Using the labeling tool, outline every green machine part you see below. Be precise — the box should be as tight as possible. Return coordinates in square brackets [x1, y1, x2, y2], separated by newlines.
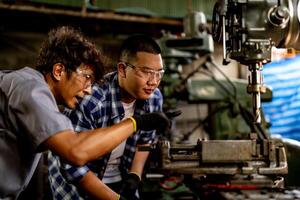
[185, 78, 272, 139]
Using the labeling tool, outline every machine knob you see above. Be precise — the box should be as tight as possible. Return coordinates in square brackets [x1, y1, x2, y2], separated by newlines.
[269, 6, 290, 28]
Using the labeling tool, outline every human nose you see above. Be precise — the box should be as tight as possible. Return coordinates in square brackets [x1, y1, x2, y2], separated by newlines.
[85, 77, 93, 87]
[83, 84, 93, 95]
[147, 73, 160, 85]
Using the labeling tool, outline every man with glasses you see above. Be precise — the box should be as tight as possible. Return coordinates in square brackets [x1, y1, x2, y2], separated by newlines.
[48, 34, 167, 200]
[0, 27, 171, 200]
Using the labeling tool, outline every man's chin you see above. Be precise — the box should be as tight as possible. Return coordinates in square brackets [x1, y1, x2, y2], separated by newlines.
[65, 101, 77, 110]
[139, 94, 151, 100]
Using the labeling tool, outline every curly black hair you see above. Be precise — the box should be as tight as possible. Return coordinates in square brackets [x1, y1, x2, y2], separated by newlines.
[36, 26, 104, 81]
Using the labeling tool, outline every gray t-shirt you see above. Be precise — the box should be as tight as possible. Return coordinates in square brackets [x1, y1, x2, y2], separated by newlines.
[0, 67, 73, 199]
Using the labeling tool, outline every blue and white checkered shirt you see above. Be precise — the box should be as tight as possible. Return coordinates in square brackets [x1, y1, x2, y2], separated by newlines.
[48, 71, 163, 199]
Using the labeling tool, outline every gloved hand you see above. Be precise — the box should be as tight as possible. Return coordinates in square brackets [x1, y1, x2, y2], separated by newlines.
[120, 172, 141, 200]
[165, 110, 182, 120]
[132, 110, 182, 134]
[163, 109, 182, 136]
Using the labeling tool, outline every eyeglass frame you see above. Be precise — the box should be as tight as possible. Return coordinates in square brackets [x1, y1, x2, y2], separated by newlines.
[123, 62, 165, 81]
[75, 68, 95, 88]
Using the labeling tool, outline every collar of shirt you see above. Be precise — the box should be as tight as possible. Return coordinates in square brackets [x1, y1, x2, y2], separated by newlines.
[107, 71, 151, 122]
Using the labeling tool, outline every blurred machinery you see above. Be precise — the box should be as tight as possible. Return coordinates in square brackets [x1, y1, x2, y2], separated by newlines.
[158, 11, 214, 111]
[141, 0, 300, 199]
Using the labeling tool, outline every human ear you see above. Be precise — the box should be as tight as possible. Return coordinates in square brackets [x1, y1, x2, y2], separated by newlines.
[118, 62, 127, 78]
[52, 63, 65, 81]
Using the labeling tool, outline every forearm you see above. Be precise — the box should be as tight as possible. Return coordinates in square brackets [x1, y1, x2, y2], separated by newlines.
[73, 119, 136, 163]
[130, 145, 150, 176]
[44, 118, 135, 166]
[79, 171, 118, 200]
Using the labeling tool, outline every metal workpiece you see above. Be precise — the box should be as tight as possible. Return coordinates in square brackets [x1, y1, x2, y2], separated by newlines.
[150, 136, 288, 177]
[145, 136, 288, 190]
[258, 143, 288, 175]
[219, 188, 300, 200]
[201, 140, 253, 162]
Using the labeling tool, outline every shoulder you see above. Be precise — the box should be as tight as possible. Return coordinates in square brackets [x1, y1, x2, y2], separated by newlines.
[145, 88, 163, 111]
[1, 67, 45, 89]
[78, 79, 114, 112]
[151, 88, 163, 100]
[1, 67, 51, 102]
[103, 71, 118, 82]
[76, 72, 118, 113]
[93, 71, 119, 99]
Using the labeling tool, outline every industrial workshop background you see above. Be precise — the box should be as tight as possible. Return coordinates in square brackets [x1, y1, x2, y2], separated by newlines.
[0, 0, 241, 142]
[1, 0, 300, 200]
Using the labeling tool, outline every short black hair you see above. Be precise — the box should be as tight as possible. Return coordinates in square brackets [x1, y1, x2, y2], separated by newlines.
[119, 34, 161, 62]
[36, 26, 104, 81]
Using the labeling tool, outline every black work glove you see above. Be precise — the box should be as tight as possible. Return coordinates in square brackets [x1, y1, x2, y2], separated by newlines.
[132, 110, 182, 134]
[120, 172, 141, 200]
[165, 110, 182, 120]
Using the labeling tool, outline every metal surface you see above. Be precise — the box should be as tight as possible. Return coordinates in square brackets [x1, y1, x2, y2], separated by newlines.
[27, 0, 216, 19]
[151, 137, 288, 176]
[134, 2, 300, 200]
[144, 3, 295, 195]
[213, 0, 300, 63]
[212, 0, 300, 126]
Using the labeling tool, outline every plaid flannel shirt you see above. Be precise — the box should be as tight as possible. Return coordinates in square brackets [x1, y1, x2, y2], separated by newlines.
[48, 71, 163, 199]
